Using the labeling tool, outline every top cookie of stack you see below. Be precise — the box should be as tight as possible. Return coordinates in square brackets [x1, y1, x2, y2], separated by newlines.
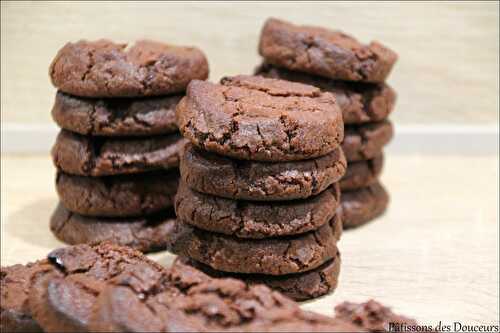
[256, 18, 397, 229]
[48, 39, 209, 253]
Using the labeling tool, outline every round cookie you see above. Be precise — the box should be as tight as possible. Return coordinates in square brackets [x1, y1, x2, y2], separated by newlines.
[175, 180, 340, 238]
[340, 155, 383, 191]
[176, 75, 344, 161]
[50, 203, 176, 253]
[175, 252, 341, 302]
[259, 18, 397, 83]
[52, 91, 181, 136]
[341, 182, 389, 229]
[180, 142, 346, 201]
[51, 129, 186, 176]
[167, 214, 342, 275]
[342, 120, 393, 162]
[256, 63, 396, 124]
[50, 39, 209, 97]
[56, 170, 179, 217]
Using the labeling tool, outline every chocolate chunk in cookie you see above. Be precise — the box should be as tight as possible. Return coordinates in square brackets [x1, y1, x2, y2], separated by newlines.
[342, 121, 393, 162]
[176, 75, 343, 161]
[50, 203, 176, 253]
[50, 40, 209, 97]
[175, 180, 340, 238]
[256, 63, 396, 124]
[52, 91, 181, 136]
[341, 182, 389, 229]
[51, 130, 186, 176]
[340, 155, 383, 191]
[180, 142, 346, 201]
[167, 214, 342, 275]
[259, 18, 397, 83]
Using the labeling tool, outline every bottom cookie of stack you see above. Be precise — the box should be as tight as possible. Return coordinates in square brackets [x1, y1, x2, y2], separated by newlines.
[341, 182, 389, 229]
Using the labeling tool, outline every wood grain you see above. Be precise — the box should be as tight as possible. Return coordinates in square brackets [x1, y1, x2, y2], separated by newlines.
[1, 2, 499, 124]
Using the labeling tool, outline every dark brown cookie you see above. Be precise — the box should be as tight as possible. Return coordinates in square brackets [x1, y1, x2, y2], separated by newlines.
[342, 121, 393, 162]
[50, 39, 209, 97]
[259, 18, 397, 83]
[50, 203, 176, 253]
[176, 75, 344, 161]
[52, 91, 181, 136]
[335, 300, 418, 332]
[256, 63, 396, 124]
[340, 155, 383, 191]
[175, 251, 341, 302]
[341, 182, 389, 229]
[180, 142, 346, 201]
[1, 262, 53, 333]
[56, 170, 178, 217]
[167, 214, 342, 275]
[51, 129, 186, 176]
[175, 180, 340, 238]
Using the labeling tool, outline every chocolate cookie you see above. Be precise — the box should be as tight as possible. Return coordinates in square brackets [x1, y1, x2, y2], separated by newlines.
[342, 121, 393, 162]
[176, 251, 341, 302]
[1, 262, 52, 333]
[175, 180, 340, 238]
[341, 182, 389, 229]
[50, 39, 209, 97]
[167, 213, 342, 275]
[52, 129, 186, 176]
[56, 170, 178, 217]
[335, 300, 418, 332]
[180, 142, 346, 201]
[52, 91, 181, 136]
[176, 75, 343, 161]
[340, 155, 383, 191]
[50, 203, 176, 253]
[259, 18, 397, 83]
[256, 63, 396, 124]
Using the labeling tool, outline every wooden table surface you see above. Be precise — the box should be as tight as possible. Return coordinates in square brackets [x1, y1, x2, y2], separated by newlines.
[1, 153, 499, 326]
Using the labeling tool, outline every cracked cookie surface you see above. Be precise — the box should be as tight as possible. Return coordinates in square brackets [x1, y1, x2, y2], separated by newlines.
[176, 75, 343, 161]
[175, 180, 340, 238]
[51, 129, 186, 176]
[50, 39, 209, 97]
[340, 155, 383, 191]
[342, 120, 393, 162]
[52, 91, 181, 136]
[56, 170, 179, 217]
[50, 203, 177, 253]
[341, 182, 389, 229]
[180, 142, 346, 201]
[167, 214, 342, 275]
[175, 253, 341, 302]
[256, 63, 396, 124]
[259, 18, 397, 83]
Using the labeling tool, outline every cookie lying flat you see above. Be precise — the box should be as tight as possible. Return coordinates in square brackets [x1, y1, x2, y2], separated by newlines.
[176, 75, 343, 161]
[167, 214, 342, 275]
[175, 180, 340, 238]
[50, 39, 209, 97]
[341, 182, 389, 229]
[259, 18, 397, 83]
[52, 91, 181, 136]
[256, 63, 396, 124]
[180, 142, 346, 201]
[52, 130, 186, 176]
[175, 252, 341, 302]
[56, 170, 178, 217]
[50, 203, 176, 253]
[342, 121, 393, 162]
[340, 155, 383, 191]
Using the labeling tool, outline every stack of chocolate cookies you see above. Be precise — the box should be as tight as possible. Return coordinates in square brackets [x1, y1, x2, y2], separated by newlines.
[47, 39, 209, 252]
[169, 75, 346, 301]
[256, 18, 397, 228]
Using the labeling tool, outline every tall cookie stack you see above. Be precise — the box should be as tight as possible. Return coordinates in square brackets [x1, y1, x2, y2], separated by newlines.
[48, 39, 209, 252]
[169, 75, 346, 301]
[256, 18, 397, 228]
